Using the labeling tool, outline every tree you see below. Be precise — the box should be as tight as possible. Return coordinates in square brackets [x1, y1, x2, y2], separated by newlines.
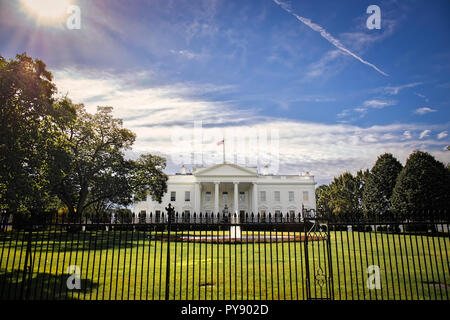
[113, 208, 133, 224]
[49, 104, 168, 217]
[327, 172, 361, 215]
[129, 153, 168, 203]
[315, 184, 331, 213]
[390, 150, 450, 214]
[0, 53, 167, 220]
[0, 53, 73, 217]
[315, 170, 369, 216]
[355, 169, 370, 212]
[362, 153, 402, 215]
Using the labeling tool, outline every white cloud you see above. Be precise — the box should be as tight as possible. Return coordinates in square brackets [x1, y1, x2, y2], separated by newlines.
[381, 82, 423, 95]
[339, 18, 397, 52]
[419, 130, 431, 139]
[415, 93, 425, 99]
[437, 131, 448, 139]
[273, 0, 389, 76]
[337, 107, 368, 123]
[415, 92, 429, 103]
[170, 49, 206, 60]
[54, 69, 239, 125]
[305, 50, 344, 79]
[363, 99, 396, 108]
[53, 69, 450, 182]
[337, 109, 350, 118]
[414, 107, 437, 115]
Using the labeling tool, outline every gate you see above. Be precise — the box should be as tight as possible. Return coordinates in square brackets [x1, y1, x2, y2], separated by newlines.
[303, 212, 333, 300]
[2, 210, 449, 300]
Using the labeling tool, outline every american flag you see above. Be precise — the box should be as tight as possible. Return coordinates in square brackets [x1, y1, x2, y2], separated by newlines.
[216, 139, 224, 146]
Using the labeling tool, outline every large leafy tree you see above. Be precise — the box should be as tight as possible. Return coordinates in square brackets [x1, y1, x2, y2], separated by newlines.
[324, 172, 366, 215]
[0, 53, 73, 216]
[49, 104, 168, 217]
[390, 150, 450, 214]
[362, 153, 403, 215]
[315, 184, 331, 213]
[129, 153, 168, 203]
[355, 169, 370, 211]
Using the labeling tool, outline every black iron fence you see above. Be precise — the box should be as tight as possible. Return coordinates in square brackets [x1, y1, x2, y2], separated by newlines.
[0, 210, 448, 300]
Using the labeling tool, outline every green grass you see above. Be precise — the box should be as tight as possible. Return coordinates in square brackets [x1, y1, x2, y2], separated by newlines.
[0, 229, 448, 300]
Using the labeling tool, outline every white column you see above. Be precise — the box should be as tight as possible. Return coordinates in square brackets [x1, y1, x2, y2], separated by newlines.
[195, 182, 200, 214]
[249, 187, 252, 213]
[233, 182, 239, 214]
[231, 181, 241, 239]
[214, 182, 220, 216]
[252, 182, 258, 214]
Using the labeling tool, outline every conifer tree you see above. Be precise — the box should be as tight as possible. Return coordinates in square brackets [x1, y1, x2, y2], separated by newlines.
[362, 153, 402, 215]
[391, 150, 450, 215]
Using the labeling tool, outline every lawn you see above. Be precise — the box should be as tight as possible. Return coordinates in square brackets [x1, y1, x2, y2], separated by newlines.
[0, 228, 448, 300]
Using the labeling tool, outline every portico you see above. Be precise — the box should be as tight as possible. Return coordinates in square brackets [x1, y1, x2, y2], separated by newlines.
[192, 181, 256, 216]
[134, 163, 317, 219]
[192, 164, 260, 215]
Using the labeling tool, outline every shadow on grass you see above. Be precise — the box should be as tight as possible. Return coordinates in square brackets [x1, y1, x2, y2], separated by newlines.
[0, 271, 98, 300]
[0, 230, 165, 253]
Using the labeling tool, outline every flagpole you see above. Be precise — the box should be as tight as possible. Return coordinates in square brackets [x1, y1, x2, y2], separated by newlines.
[222, 138, 225, 164]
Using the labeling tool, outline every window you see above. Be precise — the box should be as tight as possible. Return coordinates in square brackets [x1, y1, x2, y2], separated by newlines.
[289, 210, 295, 222]
[239, 192, 245, 201]
[303, 191, 309, 201]
[205, 191, 211, 202]
[275, 210, 282, 221]
[289, 191, 294, 202]
[260, 191, 266, 201]
[170, 191, 176, 201]
[274, 191, 280, 202]
[139, 210, 146, 223]
[183, 210, 190, 222]
[239, 210, 245, 221]
[205, 210, 212, 221]
[185, 191, 190, 202]
[260, 210, 266, 222]
[222, 192, 228, 202]
[155, 210, 161, 223]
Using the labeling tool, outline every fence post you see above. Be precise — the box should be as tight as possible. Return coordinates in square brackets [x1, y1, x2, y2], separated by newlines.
[303, 219, 311, 300]
[164, 204, 174, 300]
[21, 225, 34, 300]
[325, 217, 334, 300]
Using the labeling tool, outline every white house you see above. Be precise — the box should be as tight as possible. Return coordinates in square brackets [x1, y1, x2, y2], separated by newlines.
[133, 163, 316, 221]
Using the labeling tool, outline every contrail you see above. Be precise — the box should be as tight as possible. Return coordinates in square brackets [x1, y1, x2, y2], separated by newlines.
[273, 0, 389, 77]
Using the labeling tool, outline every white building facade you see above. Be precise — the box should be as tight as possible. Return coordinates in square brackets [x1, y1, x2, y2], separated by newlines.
[133, 163, 316, 220]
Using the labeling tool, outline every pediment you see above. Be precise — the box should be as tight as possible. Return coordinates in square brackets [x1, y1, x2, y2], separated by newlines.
[194, 163, 258, 177]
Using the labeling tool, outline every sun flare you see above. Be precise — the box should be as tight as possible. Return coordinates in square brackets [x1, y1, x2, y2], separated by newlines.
[19, 0, 73, 25]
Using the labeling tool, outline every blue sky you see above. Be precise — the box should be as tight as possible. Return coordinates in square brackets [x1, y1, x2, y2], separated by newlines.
[0, 0, 449, 184]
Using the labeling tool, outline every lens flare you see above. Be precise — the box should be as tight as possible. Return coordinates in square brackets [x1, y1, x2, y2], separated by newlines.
[19, 0, 73, 25]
